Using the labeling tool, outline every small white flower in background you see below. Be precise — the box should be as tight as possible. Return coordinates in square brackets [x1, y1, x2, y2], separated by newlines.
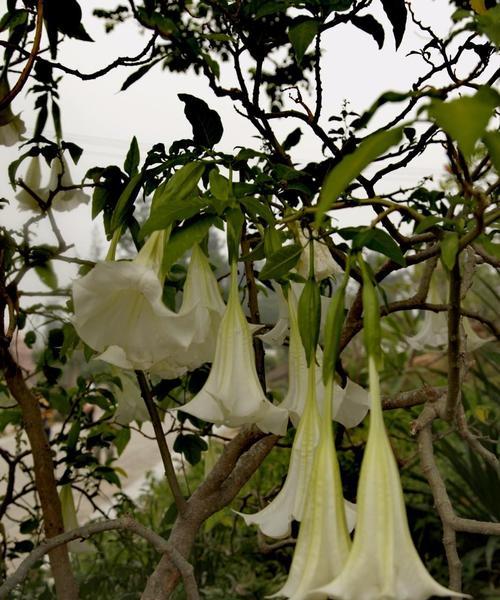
[257, 284, 290, 346]
[73, 230, 198, 378]
[308, 357, 466, 600]
[296, 230, 340, 281]
[272, 381, 353, 599]
[178, 263, 288, 435]
[0, 81, 26, 147]
[16, 155, 44, 211]
[59, 485, 93, 554]
[46, 154, 89, 211]
[112, 371, 150, 425]
[407, 280, 489, 352]
[16, 154, 90, 212]
[240, 364, 356, 539]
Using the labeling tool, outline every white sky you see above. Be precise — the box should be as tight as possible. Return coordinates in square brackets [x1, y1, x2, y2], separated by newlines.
[0, 0, 472, 277]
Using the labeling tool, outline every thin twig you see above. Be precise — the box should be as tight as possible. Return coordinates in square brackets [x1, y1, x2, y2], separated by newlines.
[135, 371, 187, 515]
[0, 0, 44, 111]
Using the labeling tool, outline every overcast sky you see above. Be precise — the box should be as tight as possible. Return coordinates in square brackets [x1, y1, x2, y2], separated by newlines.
[1, 0, 461, 270]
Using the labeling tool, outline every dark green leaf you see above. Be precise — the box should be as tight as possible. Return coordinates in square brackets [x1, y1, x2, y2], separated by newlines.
[226, 207, 244, 263]
[209, 169, 230, 201]
[316, 127, 403, 225]
[124, 136, 140, 176]
[357, 228, 406, 266]
[259, 244, 302, 280]
[288, 19, 318, 64]
[142, 196, 208, 237]
[484, 130, 500, 173]
[476, 5, 500, 47]
[178, 94, 223, 148]
[282, 127, 302, 151]
[24, 331, 36, 348]
[34, 263, 58, 290]
[110, 172, 143, 232]
[351, 14, 385, 49]
[113, 427, 131, 456]
[440, 231, 459, 271]
[62, 141, 83, 164]
[414, 215, 442, 234]
[322, 274, 347, 383]
[173, 433, 208, 466]
[359, 259, 381, 360]
[120, 60, 159, 92]
[162, 215, 216, 273]
[298, 279, 321, 366]
[380, 0, 407, 48]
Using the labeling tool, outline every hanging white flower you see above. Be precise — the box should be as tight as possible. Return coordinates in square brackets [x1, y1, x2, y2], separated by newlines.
[308, 357, 466, 600]
[73, 231, 197, 377]
[407, 281, 489, 352]
[272, 381, 352, 599]
[257, 284, 290, 346]
[46, 155, 89, 211]
[59, 485, 93, 554]
[240, 364, 356, 539]
[178, 263, 288, 435]
[16, 155, 44, 211]
[296, 230, 340, 281]
[0, 83, 26, 147]
[112, 370, 150, 425]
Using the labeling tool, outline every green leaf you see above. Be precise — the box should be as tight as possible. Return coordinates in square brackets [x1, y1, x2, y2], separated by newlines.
[209, 169, 230, 201]
[263, 228, 282, 257]
[24, 331, 36, 348]
[110, 172, 143, 232]
[120, 60, 159, 91]
[322, 273, 348, 384]
[484, 131, 500, 173]
[148, 161, 205, 213]
[178, 94, 223, 148]
[380, 0, 407, 49]
[288, 19, 318, 64]
[476, 5, 500, 47]
[239, 197, 276, 225]
[173, 434, 208, 466]
[440, 231, 459, 271]
[298, 279, 321, 366]
[51, 100, 62, 140]
[124, 136, 140, 176]
[358, 228, 406, 266]
[315, 127, 403, 225]
[259, 244, 302, 280]
[414, 215, 442, 234]
[8, 150, 32, 188]
[351, 14, 385, 49]
[359, 259, 381, 360]
[162, 215, 216, 273]
[282, 127, 302, 151]
[428, 86, 500, 159]
[62, 141, 83, 165]
[226, 207, 244, 264]
[34, 263, 58, 290]
[113, 427, 131, 456]
[142, 196, 207, 237]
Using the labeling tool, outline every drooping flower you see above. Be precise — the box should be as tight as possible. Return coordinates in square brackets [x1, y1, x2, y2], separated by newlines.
[308, 357, 466, 600]
[257, 284, 289, 346]
[178, 263, 288, 435]
[240, 363, 356, 539]
[112, 370, 150, 425]
[273, 380, 352, 599]
[407, 278, 489, 352]
[279, 286, 369, 429]
[59, 485, 93, 554]
[46, 155, 89, 211]
[173, 244, 226, 369]
[16, 154, 90, 212]
[16, 155, 44, 211]
[0, 81, 26, 146]
[73, 230, 197, 378]
[296, 230, 339, 281]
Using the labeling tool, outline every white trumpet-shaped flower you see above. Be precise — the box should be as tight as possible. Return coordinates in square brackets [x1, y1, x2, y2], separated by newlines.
[16, 155, 90, 212]
[179, 264, 288, 435]
[257, 284, 290, 346]
[73, 231, 197, 378]
[407, 281, 489, 352]
[112, 370, 150, 425]
[273, 380, 352, 599]
[0, 82, 25, 147]
[16, 155, 43, 211]
[279, 287, 370, 429]
[240, 364, 356, 539]
[308, 357, 466, 600]
[59, 485, 93, 554]
[296, 231, 340, 281]
[47, 155, 89, 211]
